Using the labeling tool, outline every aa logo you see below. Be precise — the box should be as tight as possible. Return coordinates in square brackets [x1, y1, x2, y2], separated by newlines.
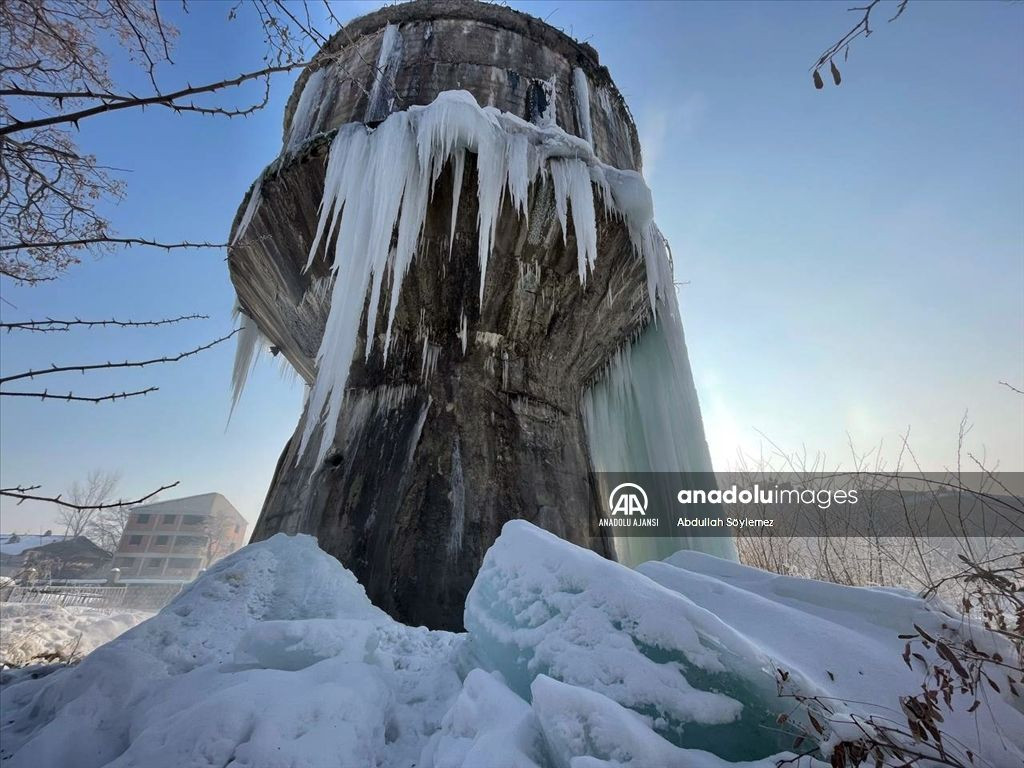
[608, 483, 648, 516]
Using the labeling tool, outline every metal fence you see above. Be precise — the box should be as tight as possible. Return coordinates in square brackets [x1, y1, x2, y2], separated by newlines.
[1, 581, 185, 611]
[3, 584, 129, 609]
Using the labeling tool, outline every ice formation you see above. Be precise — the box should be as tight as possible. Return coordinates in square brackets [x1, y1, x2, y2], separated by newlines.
[286, 68, 327, 152]
[229, 298, 269, 416]
[582, 317, 737, 565]
[572, 67, 593, 146]
[298, 89, 674, 469]
[231, 176, 262, 245]
[4, 523, 1020, 768]
[364, 24, 404, 123]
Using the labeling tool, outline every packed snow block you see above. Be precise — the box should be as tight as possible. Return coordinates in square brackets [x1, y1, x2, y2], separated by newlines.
[234, 618, 380, 670]
[464, 521, 798, 762]
[419, 669, 546, 768]
[639, 551, 1024, 767]
[530, 675, 814, 768]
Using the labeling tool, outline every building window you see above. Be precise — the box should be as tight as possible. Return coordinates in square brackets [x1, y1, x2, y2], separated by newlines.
[235, 525, 241, 533]
[168, 557, 201, 569]
[146, 558, 164, 569]
[136, 513, 150, 524]
[174, 535, 206, 550]
[114, 556, 135, 568]
[154, 535, 169, 545]
[128, 534, 142, 545]
[163, 514, 177, 524]
[183, 515, 203, 525]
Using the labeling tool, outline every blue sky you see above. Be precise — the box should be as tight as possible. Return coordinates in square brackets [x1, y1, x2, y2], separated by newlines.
[2, 0, 1022, 534]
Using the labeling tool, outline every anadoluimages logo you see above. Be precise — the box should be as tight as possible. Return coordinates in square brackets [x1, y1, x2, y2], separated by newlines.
[608, 483, 648, 516]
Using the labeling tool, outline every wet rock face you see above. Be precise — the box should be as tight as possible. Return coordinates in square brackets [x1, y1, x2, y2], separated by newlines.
[281, 0, 641, 169]
[230, 0, 654, 630]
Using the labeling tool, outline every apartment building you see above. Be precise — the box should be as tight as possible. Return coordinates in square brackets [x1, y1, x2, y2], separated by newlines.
[112, 493, 247, 582]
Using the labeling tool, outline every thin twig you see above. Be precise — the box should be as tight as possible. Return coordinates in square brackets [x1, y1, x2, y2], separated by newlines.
[0, 237, 225, 253]
[0, 387, 159, 402]
[1, 314, 208, 332]
[1, 62, 307, 136]
[0, 328, 239, 384]
[0, 481, 179, 510]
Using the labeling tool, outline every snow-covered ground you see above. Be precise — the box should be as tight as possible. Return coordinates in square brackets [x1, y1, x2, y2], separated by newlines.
[0, 534, 67, 556]
[0, 603, 151, 668]
[1, 523, 1020, 768]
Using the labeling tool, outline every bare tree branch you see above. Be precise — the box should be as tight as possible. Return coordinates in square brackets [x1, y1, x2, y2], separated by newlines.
[0, 237, 226, 254]
[1, 62, 306, 136]
[811, 0, 910, 87]
[0, 0, 323, 282]
[1, 313, 208, 332]
[999, 380, 1024, 396]
[1, 481, 180, 511]
[0, 387, 159, 402]
[0, 328, 239, 384]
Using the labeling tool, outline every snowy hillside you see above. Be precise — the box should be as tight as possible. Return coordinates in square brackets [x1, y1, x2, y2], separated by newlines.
[1, 523, 1020, 768]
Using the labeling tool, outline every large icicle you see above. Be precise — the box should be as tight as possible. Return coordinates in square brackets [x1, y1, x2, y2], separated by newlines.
[232, 178, 262, 246]
[364, 24, 404, 123]
[286, 67, 327, 150]
[581, 291, 737, 564]
[572, 67, 593, 146]
[299, 90, 675, 468]
[229, 299, 268, 417]
[550, 158, 598, 284]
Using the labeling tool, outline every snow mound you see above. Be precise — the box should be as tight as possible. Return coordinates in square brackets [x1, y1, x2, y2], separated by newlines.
[3, 525, 1020, 768]
[465, 522, 805, 763]
[0, 534, 459, 768]
[639, 550, 1024, 767]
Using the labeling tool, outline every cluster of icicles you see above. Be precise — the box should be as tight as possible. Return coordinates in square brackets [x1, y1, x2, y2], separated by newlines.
[287, 89, 675, 468]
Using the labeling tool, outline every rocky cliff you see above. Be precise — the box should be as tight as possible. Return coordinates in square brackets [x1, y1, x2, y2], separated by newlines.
[228, 0, 722, 630]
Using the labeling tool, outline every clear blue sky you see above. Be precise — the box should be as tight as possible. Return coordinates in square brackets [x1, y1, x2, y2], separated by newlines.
[2, 0, 1022, 535]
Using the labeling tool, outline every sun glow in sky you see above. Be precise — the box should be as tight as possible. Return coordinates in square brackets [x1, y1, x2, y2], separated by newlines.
[2, 0, 1022, 534]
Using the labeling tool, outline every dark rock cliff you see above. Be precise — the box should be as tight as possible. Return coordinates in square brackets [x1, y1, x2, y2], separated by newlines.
[229, 0, 658, 630]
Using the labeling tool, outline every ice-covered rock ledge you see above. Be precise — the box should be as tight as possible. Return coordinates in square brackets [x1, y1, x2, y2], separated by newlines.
[281, 89, 675, 468]
[6, 525, 1018, 768]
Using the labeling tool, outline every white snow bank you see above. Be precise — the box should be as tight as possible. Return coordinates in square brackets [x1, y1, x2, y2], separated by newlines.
[0, 534, 66, 555]
[421, 669, 545, 768]
[3, 524, 1019, 768]
[299, 89, 673, 468]
[639, 551, 1024, 767]
[0, 534, 462, 768]
[465, 521, 809, 763]
[0, 603, 150, 668]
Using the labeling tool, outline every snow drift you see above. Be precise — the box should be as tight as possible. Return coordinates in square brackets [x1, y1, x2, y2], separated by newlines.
[5, 524, 1018, 768]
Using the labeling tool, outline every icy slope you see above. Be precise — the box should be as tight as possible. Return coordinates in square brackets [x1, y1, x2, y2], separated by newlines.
[3, 524, 1019, 768]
